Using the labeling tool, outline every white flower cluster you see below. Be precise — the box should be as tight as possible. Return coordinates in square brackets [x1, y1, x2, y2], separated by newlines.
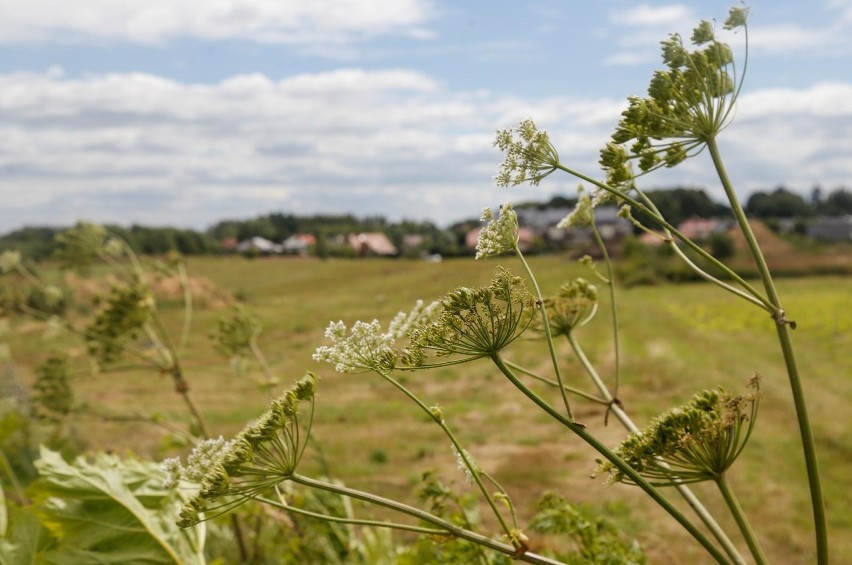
[494, 118, 559, 187]
[387, 299, 440, 340]
[314, 301, 439, 373]
[0, 250, 22, 273]
[557, 192, 593, 229]
[475, 203, 519, 260]
[162, 436, 234, 489]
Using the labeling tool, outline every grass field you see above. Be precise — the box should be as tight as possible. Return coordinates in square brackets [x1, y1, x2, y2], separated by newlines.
[4, 254, 850, 564]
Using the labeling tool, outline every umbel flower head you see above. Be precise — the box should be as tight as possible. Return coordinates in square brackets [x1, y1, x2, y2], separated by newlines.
[404, 269, 534, 365]
[494, 119, 560, 187]
[33, 354, 74, 422]
[313, 300, 439, 373]
[54, 222, 110, 273]
[538, 278, 599, 337]
[175, 373, 317, 528]
[85, 283, 154, 365]
[212, 304, 262, 358]
[600, 6, 749, 186]
[599, 375, 761, 486]
[476, 203, 519, 259]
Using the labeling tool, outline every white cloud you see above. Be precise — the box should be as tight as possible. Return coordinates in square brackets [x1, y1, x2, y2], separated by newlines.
[0, 0, 435, 46]
[611, 4, 691, 27]
[1, 69, 850, 232]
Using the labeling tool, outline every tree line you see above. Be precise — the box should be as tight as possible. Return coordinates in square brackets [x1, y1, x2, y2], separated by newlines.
[2, 186, 849, 260]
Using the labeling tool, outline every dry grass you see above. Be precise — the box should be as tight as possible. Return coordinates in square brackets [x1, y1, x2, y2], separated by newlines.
[3, 254, 850, 563]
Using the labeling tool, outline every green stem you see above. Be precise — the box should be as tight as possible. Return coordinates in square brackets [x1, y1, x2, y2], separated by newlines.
[146, 311, 209, 438]
[503, 360, 608, 404]
[632, 188, 766, 309]
[289, 474, 565, 565]
[515, 248, 575, 421]
[176, 261, 193, 353]
[715, 475, 768, 565]
[0, 448, 25, 502]
[553, 163, 772, 312]
[707, 136, 827, 564]
[566, 332, 746, 565]
[258, 494, 447, 536]
[250, 339, 278, 387]
[490, 353, 731, 565]
[378, 372, 517, 545]
[589, 221, 621, 396]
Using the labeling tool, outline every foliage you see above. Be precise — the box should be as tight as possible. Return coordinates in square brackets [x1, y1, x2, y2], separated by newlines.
[529, 494, 645, 564]
[2, 447, 205, 564]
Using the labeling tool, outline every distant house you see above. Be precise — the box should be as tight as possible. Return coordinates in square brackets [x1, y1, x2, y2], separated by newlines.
[515, 208, 573, 230]
[678, 217, 721, 241]
[807, 216, 852, 242]
[402, 234, 425, 250]
[282, 233, 316, 255]
[347, 232, 398, 256]
[220, 236, 239, 251]
[558, 206, 633, 248]
[237, 237, 281, 254]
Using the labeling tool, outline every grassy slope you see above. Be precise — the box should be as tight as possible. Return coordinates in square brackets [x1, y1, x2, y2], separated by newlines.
[5, 255, 850, 563]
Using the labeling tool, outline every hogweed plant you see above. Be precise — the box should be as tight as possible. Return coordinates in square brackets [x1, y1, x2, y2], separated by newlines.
[168, 6, 828, 565]
[1, 5, 829, 564]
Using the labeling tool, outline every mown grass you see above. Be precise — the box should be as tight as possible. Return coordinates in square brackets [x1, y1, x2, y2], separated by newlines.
[4, 255, 850, 564]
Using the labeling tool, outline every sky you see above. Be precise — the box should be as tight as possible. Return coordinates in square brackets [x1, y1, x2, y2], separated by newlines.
[1, 1, 851, 234]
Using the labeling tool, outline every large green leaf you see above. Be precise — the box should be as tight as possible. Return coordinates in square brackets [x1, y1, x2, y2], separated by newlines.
[28, 447, 204, 565]
[0, 505, 54, 565]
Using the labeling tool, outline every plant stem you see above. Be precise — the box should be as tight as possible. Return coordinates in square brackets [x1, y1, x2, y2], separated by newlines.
[589, 221, 621, 397]
[259, 494, 448, 535]
[566, 332, 746, 565]
[707, 136, 827, 564]
[503, 360, 608, 404]
[515, 249, 575, 421]
[553, 163, 773, 312]
[715, 475, 768, 565]
[289, 474, 566, 565]
[378, 372, 517, 545]
[490, 353, 731, 565]
[176, 261, 193, 353]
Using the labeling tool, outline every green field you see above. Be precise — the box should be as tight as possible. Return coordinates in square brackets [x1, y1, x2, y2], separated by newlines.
[4, 255, 851, 563]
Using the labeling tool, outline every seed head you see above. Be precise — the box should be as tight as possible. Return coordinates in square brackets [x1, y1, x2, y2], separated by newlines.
[598, 376, 761, 485]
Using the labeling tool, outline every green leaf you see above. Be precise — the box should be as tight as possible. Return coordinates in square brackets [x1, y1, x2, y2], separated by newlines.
[28, 447, 205, 565]
[0, 505, 54, 565]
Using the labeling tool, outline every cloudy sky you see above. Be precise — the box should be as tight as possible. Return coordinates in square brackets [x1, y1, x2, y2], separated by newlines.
[1, 1, 851, 233]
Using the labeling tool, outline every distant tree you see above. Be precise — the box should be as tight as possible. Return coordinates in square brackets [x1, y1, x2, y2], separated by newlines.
[632, 187, 729, 229]
[819, 188, 852, 216]
[745, 187, 812, 218]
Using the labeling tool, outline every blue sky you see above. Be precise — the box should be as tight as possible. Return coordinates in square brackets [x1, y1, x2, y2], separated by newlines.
[1, 1, 851, 233]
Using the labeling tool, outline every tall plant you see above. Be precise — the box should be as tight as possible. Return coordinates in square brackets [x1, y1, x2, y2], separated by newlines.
[168, 6, 829, 564]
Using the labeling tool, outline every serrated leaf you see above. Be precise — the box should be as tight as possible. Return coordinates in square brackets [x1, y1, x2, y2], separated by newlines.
[29, 447, 204, 565]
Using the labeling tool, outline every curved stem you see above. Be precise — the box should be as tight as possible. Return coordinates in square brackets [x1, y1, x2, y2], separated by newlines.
[589, 221, 622, 397]
[377, 371, 517, 545]
[259, 494, 447, 536]
[565, 332, 746, 565]
[552, 163, 773, 312]
[515, 249, 575, 421]
[707, 136, 827, 564]
[289, 474, 565, 565]
[715, 475, 768, 565]
[490, 353, 731, 565]
[503, 360, 608, 404]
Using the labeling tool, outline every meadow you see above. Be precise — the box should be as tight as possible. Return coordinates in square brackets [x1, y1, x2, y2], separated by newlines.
[4, 254, 850, 563]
